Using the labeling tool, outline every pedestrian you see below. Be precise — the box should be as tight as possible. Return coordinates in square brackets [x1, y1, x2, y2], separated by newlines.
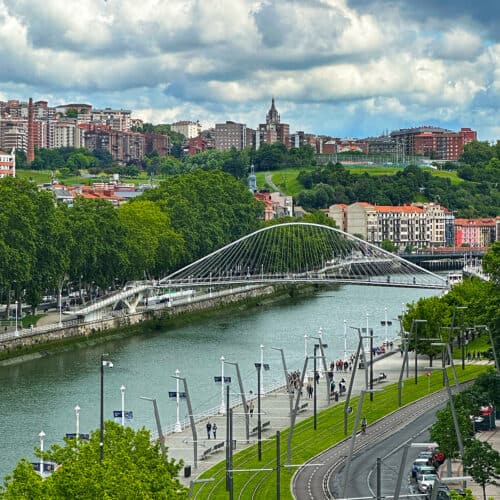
[206, 421, 212, 439]
[249, 401, 254, 417]
[361, 417, 367, 434]
[212, 422, 217, 440]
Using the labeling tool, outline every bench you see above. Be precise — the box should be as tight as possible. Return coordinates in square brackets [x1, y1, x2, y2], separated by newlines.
[298, 402, 309, 412]
[200, 440, 225, 460]
[250, 420, 271, 435]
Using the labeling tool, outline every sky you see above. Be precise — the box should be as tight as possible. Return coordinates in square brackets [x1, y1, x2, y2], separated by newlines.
[1, 0, 499, 141]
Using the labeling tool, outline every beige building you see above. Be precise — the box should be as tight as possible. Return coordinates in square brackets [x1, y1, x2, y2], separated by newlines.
[328, 202, 436, 250]
[171, 120, 201, 139]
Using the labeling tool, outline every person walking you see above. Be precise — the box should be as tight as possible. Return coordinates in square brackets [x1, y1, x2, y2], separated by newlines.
[212, 422, 217, 440]
[206, 421, 212, 439]
[249, 401, 254, 417]
[361, 417, 367, 434]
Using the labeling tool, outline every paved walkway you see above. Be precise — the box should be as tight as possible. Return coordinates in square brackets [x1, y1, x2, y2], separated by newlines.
[167, 347, 438, 486]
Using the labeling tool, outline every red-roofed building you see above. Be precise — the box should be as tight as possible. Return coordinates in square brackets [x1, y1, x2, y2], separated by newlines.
[328, 201, 455, 250]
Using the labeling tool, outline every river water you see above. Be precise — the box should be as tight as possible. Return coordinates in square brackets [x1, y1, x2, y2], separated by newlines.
[0, 284, 437, 479]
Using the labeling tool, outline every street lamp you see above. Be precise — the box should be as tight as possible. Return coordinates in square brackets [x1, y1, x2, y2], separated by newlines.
[311, 336, 327, 429]
[74, 405, 80, 444]
[100, 354, 113, 463]
[475, 325, 499, 373]
[120, 385, 126, 427]
[38, 431, 45, 477]
[14, 300, 18, 335]
[304, 334, 308, 359]
[220, 356, 226, 415]
[412, 319, 427, 384]
[456, 306, 468, 370]
[254, 360, 270, 461]
[259, 344, 265, 396]
[140, 396, 166, 459]
[174, 369, 182, 432]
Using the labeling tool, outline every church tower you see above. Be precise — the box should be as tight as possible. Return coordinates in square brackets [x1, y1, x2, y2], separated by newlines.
[266, 97, 280, 127]
[248, 162, 257, 193]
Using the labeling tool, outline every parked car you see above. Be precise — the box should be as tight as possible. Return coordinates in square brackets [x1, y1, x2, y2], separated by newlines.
[418, 473, 438, 493]
[412, 458, 430, 478]
[416, 465, 437, 481]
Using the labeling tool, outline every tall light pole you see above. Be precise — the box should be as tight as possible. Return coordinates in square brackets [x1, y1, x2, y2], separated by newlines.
[260, 344, 265, 396]
[304, 334, 308, 359]
[14, 300, 18, 335]
[220, 356, 226, 415]
[120, 385, 126, 427]
[457, 306, 468, 370]
[254, 362, 262, 461]
[58, 282, 63, 327]
[412, 319, 427, 384]
[38, 431, 45, 477]
[174, 369, 182, 432]
[475, 325, 499, 373]
[140, 396, 166, 459]
[343, 320, 348, 360]
[100, 354, 113, 463]
[74, 405, 80, 444]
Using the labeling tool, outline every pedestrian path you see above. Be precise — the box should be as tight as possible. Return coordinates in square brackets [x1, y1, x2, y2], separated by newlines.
[167, 348, 424, 486]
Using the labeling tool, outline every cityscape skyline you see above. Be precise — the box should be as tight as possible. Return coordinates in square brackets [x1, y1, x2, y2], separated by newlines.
[1, 1, 499, 141]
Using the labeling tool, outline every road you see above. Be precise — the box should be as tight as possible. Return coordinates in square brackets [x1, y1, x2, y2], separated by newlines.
[336, 404, 442, 499]
[292, 387, 458, 499]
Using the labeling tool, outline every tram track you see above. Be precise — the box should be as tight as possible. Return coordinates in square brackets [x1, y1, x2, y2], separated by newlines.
[293, 383, 471, 500]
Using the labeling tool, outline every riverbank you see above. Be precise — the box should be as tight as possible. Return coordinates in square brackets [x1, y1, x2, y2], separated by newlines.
[0, 284, 318, 365]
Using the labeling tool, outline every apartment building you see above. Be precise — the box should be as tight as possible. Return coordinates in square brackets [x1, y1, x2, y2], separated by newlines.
[90, 108, 132, 131]
[454, 218, 498, 247]
[328, 202, 453, 250]
[0, 149, 15, 178]
[170, 120, 201, 139]
[0, 119, 27, 152]
[214, 121, 247, 151]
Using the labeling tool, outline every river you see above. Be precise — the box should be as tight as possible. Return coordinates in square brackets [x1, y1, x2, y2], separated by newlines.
[0, 284, 438, 479]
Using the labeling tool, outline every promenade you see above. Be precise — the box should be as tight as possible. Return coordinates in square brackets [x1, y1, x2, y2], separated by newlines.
[167, 347, 422, 487]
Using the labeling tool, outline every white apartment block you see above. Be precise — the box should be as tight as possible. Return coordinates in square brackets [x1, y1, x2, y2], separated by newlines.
[53, 121, 85, 149]
[0, 119, 27, 153]
[171, 120, 201, 139]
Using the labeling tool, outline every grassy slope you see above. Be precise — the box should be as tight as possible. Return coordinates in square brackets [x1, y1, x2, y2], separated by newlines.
[193, 364, 489, 499]
[258, 166, 463, 198]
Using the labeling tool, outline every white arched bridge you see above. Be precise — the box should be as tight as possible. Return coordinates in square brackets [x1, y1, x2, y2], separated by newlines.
[73, 223, 448, 321]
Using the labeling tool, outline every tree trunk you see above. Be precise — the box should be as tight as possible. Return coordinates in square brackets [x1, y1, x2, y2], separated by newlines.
[482, 483, 486, 500]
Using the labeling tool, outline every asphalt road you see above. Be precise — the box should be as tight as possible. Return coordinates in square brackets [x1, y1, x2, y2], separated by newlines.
[336, 403, 444, 499]
[292, 388, 454, 499]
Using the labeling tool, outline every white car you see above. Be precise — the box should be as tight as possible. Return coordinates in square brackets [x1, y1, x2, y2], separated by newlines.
[418, 473, 438, 493]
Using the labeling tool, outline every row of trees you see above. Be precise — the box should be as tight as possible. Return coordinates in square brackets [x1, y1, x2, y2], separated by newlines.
[430, 372, 500, 500]
[295, 162, 500, 217]
[0, 171, 263, 314]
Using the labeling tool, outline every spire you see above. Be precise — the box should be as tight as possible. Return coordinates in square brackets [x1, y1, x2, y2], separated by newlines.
[266, 97, 280, 126]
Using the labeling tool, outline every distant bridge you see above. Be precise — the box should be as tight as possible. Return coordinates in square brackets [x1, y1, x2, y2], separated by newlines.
[73, 223, 448, 321]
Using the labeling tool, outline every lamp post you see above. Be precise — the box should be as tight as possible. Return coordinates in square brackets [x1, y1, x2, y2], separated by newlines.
[412, 319, 427, 384]
[259, 345, 264, 396]
[100, 354, 113, 463]
[220, 356, 226, 415]
[120, 385, 126, 427]
[140, 396, 166, 459]
[254, 359, 269, 461]
[457, 306, 468, 370]
[343, 320, 348, 361]
[475, 325, 499, 373]
[14, 300, 18, 335]
[174, 369, 182, 432]
[58, 282, 63, 327]
[304, 334, 308, 359]
[311, 336, 328, 429]
[38, 431, 46, 477]
[74, 405, 80, 444]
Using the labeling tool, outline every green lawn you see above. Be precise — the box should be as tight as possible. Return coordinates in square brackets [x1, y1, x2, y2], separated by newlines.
[425, 169, 463, 185]
[193, 364, 489, 499]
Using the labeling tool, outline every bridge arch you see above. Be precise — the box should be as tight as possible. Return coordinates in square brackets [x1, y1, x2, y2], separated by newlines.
[160, 222, 447, 289]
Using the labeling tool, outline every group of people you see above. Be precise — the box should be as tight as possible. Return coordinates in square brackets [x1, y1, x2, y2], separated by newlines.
[205, 421, 217, 439]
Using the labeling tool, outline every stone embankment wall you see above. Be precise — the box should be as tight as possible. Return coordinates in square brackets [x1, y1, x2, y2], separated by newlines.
[0, 285, 280, 358]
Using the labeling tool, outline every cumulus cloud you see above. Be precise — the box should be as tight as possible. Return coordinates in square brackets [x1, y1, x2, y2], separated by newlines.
[0, 0, 498, 140]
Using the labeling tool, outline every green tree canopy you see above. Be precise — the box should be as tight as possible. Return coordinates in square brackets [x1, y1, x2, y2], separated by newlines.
[463, 439, 500, 500]
[0, 422, 188, 499]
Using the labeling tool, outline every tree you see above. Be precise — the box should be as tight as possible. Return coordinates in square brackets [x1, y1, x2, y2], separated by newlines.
[0, 422, 188, 499]
[482, 241, 500, 286]
[381, 239, 397, 253]
[459, 141, 494, 167]
[463, 439, 500, 500]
